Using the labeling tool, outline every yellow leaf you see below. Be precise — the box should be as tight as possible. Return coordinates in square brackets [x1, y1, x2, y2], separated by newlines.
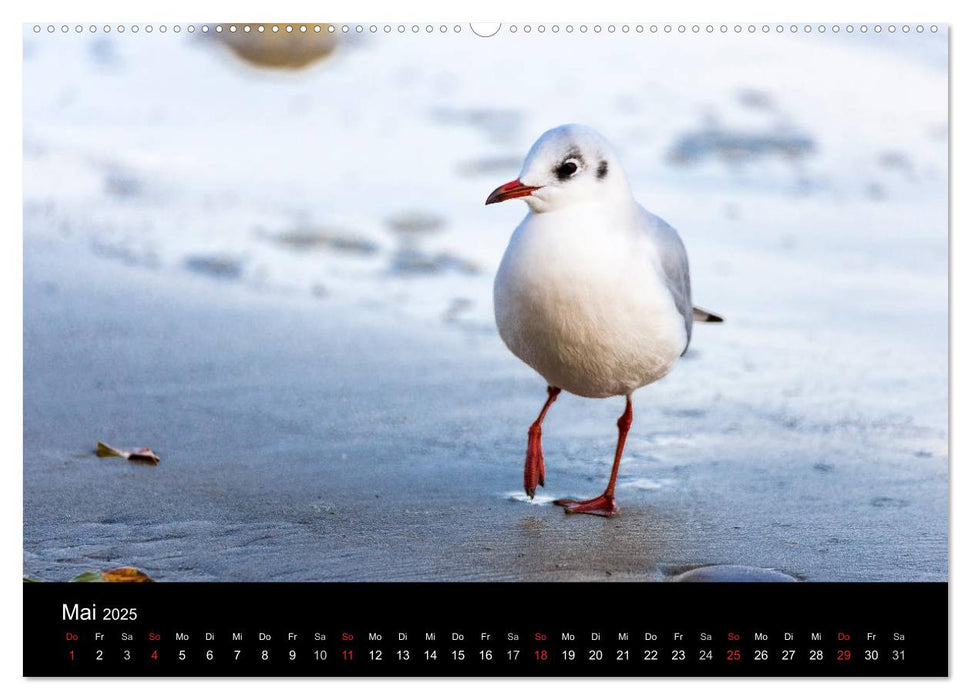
[98, 567, 154, 583]
[95, 441, 125, 458]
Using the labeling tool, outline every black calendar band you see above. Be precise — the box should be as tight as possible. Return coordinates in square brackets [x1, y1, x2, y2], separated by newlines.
[24, 581, 947, 677]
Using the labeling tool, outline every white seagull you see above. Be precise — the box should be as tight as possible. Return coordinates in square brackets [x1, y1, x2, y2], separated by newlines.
[486, 124, 723, 517]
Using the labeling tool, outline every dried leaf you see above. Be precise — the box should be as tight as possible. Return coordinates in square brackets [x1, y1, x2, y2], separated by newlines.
[96, 441, 160, 465]
[72, 567, 154, 583]
[99, 567, 154, 582]
[71, 571, 103, 583]
[95, 441, 125, 458]
[126, 448, 161, 465]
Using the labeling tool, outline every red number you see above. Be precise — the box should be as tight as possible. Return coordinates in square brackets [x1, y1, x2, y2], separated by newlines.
[342, 649, 354, 661]
[727, 649, 740, 661]
[535, 649, 548, 661]
[150, 649, 158, 661]
[837, 649, 851, 662]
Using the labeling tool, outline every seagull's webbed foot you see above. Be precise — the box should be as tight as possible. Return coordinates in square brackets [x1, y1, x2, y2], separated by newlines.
[523, 424, 545, 498]
[553, 493, 618, 518]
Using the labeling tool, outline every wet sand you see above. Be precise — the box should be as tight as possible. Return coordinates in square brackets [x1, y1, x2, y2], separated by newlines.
[23, 235, 947, 582]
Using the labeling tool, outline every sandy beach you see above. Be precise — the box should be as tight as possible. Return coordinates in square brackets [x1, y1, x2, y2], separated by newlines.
[23, 26, 947, 582]
[23, 232, 946, 582]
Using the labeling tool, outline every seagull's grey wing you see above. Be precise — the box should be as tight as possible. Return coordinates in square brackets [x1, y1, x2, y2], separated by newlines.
[638, 208, 693, 354]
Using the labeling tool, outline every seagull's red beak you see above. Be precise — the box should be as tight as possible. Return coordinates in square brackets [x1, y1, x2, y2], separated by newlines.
[485, 179, 538, 205]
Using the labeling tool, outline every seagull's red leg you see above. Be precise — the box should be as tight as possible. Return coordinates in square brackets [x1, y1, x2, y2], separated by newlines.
[554, 395, 633, 517]
[524, 386, 561, 498]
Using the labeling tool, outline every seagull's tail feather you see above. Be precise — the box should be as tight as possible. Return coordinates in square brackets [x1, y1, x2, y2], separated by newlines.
[692, 306, 724, 323]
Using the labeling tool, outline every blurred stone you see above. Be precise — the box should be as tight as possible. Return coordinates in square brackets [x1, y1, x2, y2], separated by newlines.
[104, 170, 142, 199]
[184, 254, 244, 280]
[877, 150, 914, 175]
[737, 88, 775, 110]
[674, 565, 797, 582]
[390, 249, 480, 276]
[668, 128, 815, 165]
[865, 182, 887, 200]
[442, 297, 473, 322]
[216, 27, 339, 70]
[267, 226, 378, 255]
[385, 211, 446, 236]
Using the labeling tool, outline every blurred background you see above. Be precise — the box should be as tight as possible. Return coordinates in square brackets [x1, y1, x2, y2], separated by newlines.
[23, 25, 949, 582]
[24, 25, 948, 327]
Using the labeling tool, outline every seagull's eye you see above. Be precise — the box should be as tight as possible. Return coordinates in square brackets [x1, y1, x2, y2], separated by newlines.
[555, 159, 580, 180]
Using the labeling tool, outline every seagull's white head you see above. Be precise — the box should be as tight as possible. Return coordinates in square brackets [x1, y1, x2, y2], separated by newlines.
[485, 124, 631, 214]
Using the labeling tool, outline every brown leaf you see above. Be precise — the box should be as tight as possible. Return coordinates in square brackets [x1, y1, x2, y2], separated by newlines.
[72, 567, 154, 583]
[99, 567, 154, 583]
[95, 441, 160, 465]
[126, 448, 161, 465]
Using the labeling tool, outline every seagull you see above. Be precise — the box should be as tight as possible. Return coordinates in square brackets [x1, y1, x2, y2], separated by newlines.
[486, 124, 723, 517]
